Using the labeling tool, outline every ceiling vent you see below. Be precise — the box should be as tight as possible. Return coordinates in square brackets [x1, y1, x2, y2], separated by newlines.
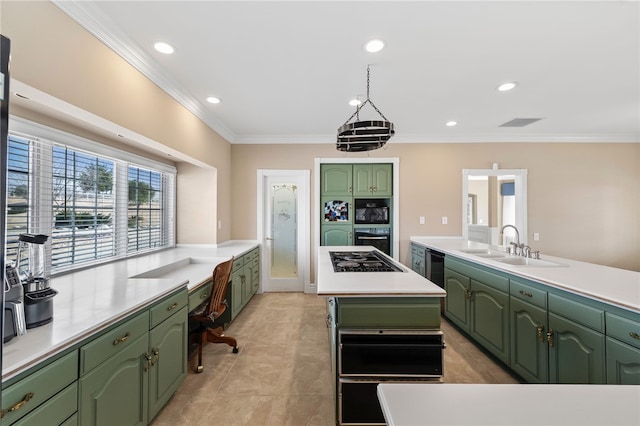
[499, 118, 542, 127]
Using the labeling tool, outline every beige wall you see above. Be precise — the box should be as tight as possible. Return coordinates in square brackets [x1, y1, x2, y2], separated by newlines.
[1, 1, 232, 243]
[232, 142, 640, 273]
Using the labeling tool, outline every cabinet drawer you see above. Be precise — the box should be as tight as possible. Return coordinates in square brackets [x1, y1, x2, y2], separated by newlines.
[12, 382, 77, 426]
[80, 311, 149, 375]
[606, 313, 640, 350]
[247, 248, 259, 261]
[189, 282, 213, 311]
[411, 244, 425, 257]
[510, 279, 547, 309]
[2, 351, 78, 424]
[337, 298, 441, 329]
[548, 293, 604, 332]
[150, 288, 188, 328]
[446, 257, 509, 293]
[232, 256, 244, 271]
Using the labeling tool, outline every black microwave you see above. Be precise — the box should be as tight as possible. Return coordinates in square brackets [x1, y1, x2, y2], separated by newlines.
[354, 198, 390, 224]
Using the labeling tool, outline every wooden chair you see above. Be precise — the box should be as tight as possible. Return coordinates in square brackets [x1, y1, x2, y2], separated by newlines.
[189, 257, 238, 373]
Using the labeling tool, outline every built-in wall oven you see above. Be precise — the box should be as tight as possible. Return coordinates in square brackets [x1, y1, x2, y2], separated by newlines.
[338, 329, 444, 425]
[354, 228, 391, 256]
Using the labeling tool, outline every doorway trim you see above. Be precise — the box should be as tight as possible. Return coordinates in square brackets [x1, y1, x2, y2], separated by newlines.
[257, 169, 311, 293]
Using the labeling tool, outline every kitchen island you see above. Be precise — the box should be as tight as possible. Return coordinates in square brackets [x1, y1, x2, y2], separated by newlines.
[317, 246, 446, 425]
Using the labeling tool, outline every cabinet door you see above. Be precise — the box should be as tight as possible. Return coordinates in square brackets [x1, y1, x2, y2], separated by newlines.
[321, 225, 352, 246]
[352, 164, 373, 196]
[411, 246, 425, 277]
[444, 268, 470, 331]
[321, 164, 352, 196]
[241, 264, 253, 305]
[148, 307, 188, 421]
[510, 297, 549, 383]
[371, 163, 392, 196]
[606, 337, 640, 385]
[548, 313, 605, 384]
[79, 333, 149, 426]
[470, 280, 510, 364]
[231, 268, 244, 320]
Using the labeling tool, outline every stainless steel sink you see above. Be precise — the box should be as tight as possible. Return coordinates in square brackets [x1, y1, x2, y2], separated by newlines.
[493, 257, 567, 267]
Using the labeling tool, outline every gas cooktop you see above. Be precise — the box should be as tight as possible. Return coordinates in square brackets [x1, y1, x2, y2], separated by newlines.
[329, 251, 403, 273]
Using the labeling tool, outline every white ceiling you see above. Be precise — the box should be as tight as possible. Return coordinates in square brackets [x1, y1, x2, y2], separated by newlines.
[53, 0, 639, 145]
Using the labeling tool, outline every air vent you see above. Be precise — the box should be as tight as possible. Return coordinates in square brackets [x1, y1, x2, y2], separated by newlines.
[499, 118, 542, 127]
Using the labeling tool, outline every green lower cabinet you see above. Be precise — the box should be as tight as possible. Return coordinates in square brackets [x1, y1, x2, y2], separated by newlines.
[79, 333, 150, 426]
[231, 267, 244, 319]
[510, 297, 548, 383]
[320, 225, 352, 246]
[548, 312, 606, 384]
[606, 337, 640, 384]
[469, 280, 510, 364]
[411, 243, 426, 277]
[13, 382, 77, 426]
[148, 306, 188, 421]
[444, 268, 470, 330]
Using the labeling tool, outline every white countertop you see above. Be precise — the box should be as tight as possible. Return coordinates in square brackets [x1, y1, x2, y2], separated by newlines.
[317, 246, 446, 297]
[411, 237, 640, 313]
[2, 241, 259, 382]
[377, 383, 640, 426]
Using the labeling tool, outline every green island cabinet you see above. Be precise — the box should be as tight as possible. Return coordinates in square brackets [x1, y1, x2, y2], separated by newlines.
[444, 257, 510, 364]
[326, 296, 442, 425]
[410, 242, 426, 277]
[1, 287, 188, 426]
[443, 254, 639, 384]
[230, 248, 260, 321]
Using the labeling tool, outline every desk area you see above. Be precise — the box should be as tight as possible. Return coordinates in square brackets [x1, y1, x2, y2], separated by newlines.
[1, 241, 258, 425]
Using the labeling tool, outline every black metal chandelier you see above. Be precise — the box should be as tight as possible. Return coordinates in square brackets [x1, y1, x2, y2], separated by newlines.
[337, 65, 395, 152]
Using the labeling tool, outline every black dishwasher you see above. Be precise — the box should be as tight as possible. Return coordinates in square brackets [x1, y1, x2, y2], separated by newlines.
[425, 248, 445, 288]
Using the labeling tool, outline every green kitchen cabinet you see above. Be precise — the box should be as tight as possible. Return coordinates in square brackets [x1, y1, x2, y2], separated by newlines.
[444, 258, 510, 364]
[353, 163, 392, 197]
[79, 331, 150, 426]
[148, 306, 188, 421]
[1, 351, 79, 425]
[605, 312, 640, 384]
[321, 164, 353, 196]
[606, 338, 640, 385]
[229, 248, 260, 321]
[510, 297, 549, 383]
[410, 243, 426, 277]
[321, 224, 352, 246]
[79, 289, 188, 425]
[444, 267, 470, 329]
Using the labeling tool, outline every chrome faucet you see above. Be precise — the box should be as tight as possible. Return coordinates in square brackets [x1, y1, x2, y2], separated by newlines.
[501, 224, 521, 255]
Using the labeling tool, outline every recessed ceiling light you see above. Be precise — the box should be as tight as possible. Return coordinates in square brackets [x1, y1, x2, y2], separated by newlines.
[446, 121, 458, 127]
[497, 81, 518, 92]
[206, 96, 221, 104]
[154, 42, 174, 54]
[349, 99, 362, 107]
[364, 39, 384, 53]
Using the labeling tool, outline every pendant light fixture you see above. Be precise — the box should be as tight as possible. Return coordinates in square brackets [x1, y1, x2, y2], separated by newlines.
[337, 65, 395, 152]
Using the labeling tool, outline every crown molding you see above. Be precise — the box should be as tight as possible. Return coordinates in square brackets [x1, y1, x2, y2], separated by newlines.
[52, 0, 236, 143]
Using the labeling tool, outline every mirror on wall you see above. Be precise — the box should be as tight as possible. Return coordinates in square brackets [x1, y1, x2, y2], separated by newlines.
[462, 169, 528, 246]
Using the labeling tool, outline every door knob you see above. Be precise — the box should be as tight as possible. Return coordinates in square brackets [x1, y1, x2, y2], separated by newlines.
[266, 237, 274, 240]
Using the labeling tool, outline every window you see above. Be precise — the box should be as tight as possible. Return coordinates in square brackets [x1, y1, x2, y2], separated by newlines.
[6, 118, 176, 275]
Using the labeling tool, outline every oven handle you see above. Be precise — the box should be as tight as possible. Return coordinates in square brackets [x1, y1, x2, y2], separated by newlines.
[357, 236, 387, 240]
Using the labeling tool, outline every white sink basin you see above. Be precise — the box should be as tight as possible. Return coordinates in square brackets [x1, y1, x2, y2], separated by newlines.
[130, 257, 221, 279]
[458, 249, 507, 259]
[493, 257, 567, 268]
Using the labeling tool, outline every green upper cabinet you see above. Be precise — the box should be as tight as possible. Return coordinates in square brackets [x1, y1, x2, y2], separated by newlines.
[353, 163, 392, 197]
[321, 164, 353, 196]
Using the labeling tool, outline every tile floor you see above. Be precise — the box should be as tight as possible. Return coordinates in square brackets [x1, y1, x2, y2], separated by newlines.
[152, 293, 519, 426]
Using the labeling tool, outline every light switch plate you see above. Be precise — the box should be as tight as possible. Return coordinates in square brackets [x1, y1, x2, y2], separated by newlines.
[419, 216, 425, 225]
[442, 216, 448, 225]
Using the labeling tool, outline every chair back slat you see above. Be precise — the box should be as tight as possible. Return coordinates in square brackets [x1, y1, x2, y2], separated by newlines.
[206, 257, 234, 319]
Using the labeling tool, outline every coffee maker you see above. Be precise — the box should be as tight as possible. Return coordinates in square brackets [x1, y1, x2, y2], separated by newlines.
[16, 233, 57, 328]
[4, 262, 27, 343]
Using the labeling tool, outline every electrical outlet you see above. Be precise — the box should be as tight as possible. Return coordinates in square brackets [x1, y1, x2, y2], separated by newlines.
[218, 220, 222, 230]
[442, 216, 448, 225]
[533, 232, 540, 241]
[419, 216, 425, 225]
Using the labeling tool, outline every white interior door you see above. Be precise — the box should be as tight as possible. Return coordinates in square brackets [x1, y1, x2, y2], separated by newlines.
[258, 170, 309, 292]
